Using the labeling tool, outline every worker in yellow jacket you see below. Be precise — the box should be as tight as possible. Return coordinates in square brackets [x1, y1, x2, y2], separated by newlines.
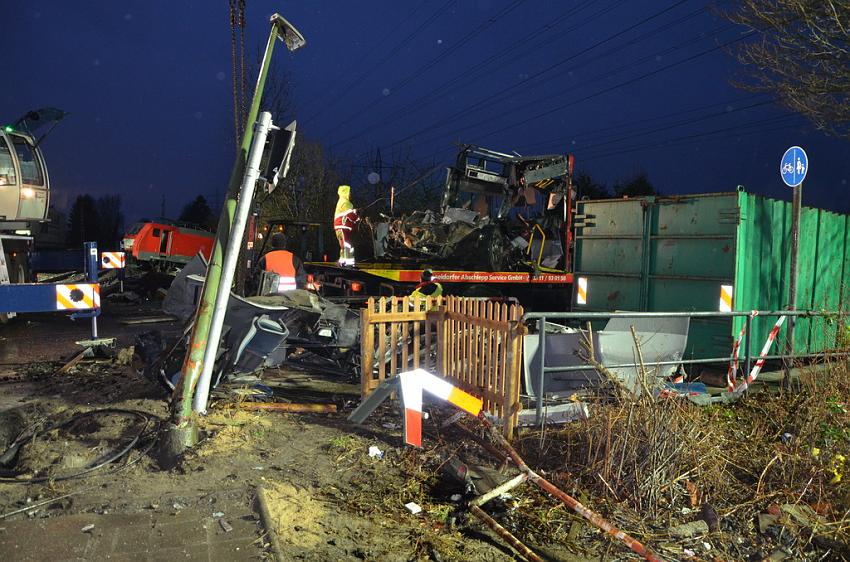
[333, 185, 359, 266]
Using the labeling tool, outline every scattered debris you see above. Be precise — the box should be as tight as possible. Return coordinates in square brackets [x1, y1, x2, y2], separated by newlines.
[115, 346, 135, 366]
[120, 315, 176, 325]
[669, 519, 709, 538]
[56, 349, 89, 374]
[80, 524, 95, 533]
[368, 445, 384, 459]
[233, 402, 337, 413]
[219, 518, 233, 533]
[404, 501, 422, 515]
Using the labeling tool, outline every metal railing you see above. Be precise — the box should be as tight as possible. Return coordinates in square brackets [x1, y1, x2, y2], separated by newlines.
[523, 309, 850, 425]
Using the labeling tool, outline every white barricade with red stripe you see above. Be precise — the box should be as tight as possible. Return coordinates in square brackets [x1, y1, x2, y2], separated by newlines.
[398, 369, 483, 447]
[725, 311, 758, 392]
[733, 315, 786, 394]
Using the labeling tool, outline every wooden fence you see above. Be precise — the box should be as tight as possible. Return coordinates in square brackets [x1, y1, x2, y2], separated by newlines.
[360, 295, 525, 438]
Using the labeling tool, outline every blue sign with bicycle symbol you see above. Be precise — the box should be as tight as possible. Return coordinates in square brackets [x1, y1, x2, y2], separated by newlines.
[780, 146, 808, 187]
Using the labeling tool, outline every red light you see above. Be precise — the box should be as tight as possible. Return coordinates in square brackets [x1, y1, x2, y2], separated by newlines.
[350, 282, 362, 292]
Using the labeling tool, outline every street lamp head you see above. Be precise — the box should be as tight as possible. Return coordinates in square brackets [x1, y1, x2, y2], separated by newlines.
[270, 14, 306, 52]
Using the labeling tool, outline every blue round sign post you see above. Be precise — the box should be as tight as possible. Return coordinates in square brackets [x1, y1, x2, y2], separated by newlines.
[780, 145, 807, 390]
[780, 145, 808, 187]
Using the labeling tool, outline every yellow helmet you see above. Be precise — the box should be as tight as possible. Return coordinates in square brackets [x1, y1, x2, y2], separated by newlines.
[338, 184, 351, 198]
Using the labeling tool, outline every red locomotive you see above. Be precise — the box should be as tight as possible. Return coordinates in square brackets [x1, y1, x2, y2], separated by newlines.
[122, 219, 215, 265]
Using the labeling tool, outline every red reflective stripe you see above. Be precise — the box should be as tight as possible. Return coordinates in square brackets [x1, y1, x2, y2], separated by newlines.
[264, 251, 296, 277]
[404, 408, 422, 447]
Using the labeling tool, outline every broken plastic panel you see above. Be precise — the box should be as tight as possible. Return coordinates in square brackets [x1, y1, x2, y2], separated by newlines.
[523, 316, 690, 399]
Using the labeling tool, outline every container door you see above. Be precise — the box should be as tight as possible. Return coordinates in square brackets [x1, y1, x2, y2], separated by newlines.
[572, 198, 648, 312]
[647, 193, 739, 360]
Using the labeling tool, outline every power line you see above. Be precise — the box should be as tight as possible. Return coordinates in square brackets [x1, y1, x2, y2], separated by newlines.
[320, 0, 529, 141]
[416, 95, 786, 166]
[326, 0, 621, 150]
[348, 0, 694, 155]
[512, 93, 769, 152]
[397, 2, 705, 147]
[578, 113, 803, 161]
[411, 11, 729, 151]
[453, 29, 757, 150]
[300, 0, 429, 121]
[301, 0, 449, 125]
[572, 100, 775, 153]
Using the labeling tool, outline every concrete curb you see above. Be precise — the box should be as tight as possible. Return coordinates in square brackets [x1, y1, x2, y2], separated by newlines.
[255, 486, 285, 562]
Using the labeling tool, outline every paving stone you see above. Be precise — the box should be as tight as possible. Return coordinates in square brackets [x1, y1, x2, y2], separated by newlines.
[0, 507, 261, 561]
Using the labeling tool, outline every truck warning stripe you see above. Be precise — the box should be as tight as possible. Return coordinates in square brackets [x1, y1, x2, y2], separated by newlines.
[55, 284, 98, 310]
[357, 268, 572, 284]
[719, 284, 733, 312]
[576, 276, 588, 305]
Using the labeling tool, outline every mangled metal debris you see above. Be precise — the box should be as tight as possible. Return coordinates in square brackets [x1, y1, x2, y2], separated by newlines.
[374, 144, 573, 272]
[139, 259, 361, 393]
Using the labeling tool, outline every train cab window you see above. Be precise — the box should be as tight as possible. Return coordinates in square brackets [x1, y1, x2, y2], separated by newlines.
[11, 137, 44, 186]
[0, 138, 16, 186]
[152, 228, 161, 237]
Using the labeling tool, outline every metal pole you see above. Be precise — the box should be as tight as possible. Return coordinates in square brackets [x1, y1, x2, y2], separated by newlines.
[84, 242, 98, 340]
[193, 112, 273, 414]
[535, 317, 546, 425]
[166, 18, 284, 451]
[784, 182, 802, 389]
[744, 314, 752, 378]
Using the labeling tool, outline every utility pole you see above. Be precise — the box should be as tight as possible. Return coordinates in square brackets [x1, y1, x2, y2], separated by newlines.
[158, 14, 305, 467]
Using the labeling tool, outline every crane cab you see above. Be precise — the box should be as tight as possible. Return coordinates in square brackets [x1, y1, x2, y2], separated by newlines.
[0, 129, 49, 223]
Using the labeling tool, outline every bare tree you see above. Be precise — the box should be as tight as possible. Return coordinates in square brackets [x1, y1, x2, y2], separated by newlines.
[721, 0, 850, 137]
[261, 139, 342, 224]
[95, 195, 124, 249]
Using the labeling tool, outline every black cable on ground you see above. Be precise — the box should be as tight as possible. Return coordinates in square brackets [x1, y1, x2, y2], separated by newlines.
[0, 408, 154, 484]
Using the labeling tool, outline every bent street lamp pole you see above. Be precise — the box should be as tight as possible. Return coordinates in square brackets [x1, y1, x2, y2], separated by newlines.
[166, 15, 305, 451]
[193, 111, 273, 414]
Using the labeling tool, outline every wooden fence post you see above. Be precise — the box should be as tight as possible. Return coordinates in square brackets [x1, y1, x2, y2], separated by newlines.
[361, 298, 375, 397]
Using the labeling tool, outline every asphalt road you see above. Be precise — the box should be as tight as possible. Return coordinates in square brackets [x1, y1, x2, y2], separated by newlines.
[0, 300, 182, 365]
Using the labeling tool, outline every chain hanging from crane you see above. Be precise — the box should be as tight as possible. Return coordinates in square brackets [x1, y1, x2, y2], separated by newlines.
[229, 0, 249, 147]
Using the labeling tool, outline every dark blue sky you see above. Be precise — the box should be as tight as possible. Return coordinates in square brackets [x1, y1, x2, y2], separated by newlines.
[3, 0, 849, 222]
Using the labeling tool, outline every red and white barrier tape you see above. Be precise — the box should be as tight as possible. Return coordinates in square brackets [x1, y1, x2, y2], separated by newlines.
[726, 311, 758, 392]
[734, 315, 786, 393]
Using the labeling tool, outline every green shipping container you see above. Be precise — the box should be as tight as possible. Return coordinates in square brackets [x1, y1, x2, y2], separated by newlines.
[572, 189, 850, 360]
